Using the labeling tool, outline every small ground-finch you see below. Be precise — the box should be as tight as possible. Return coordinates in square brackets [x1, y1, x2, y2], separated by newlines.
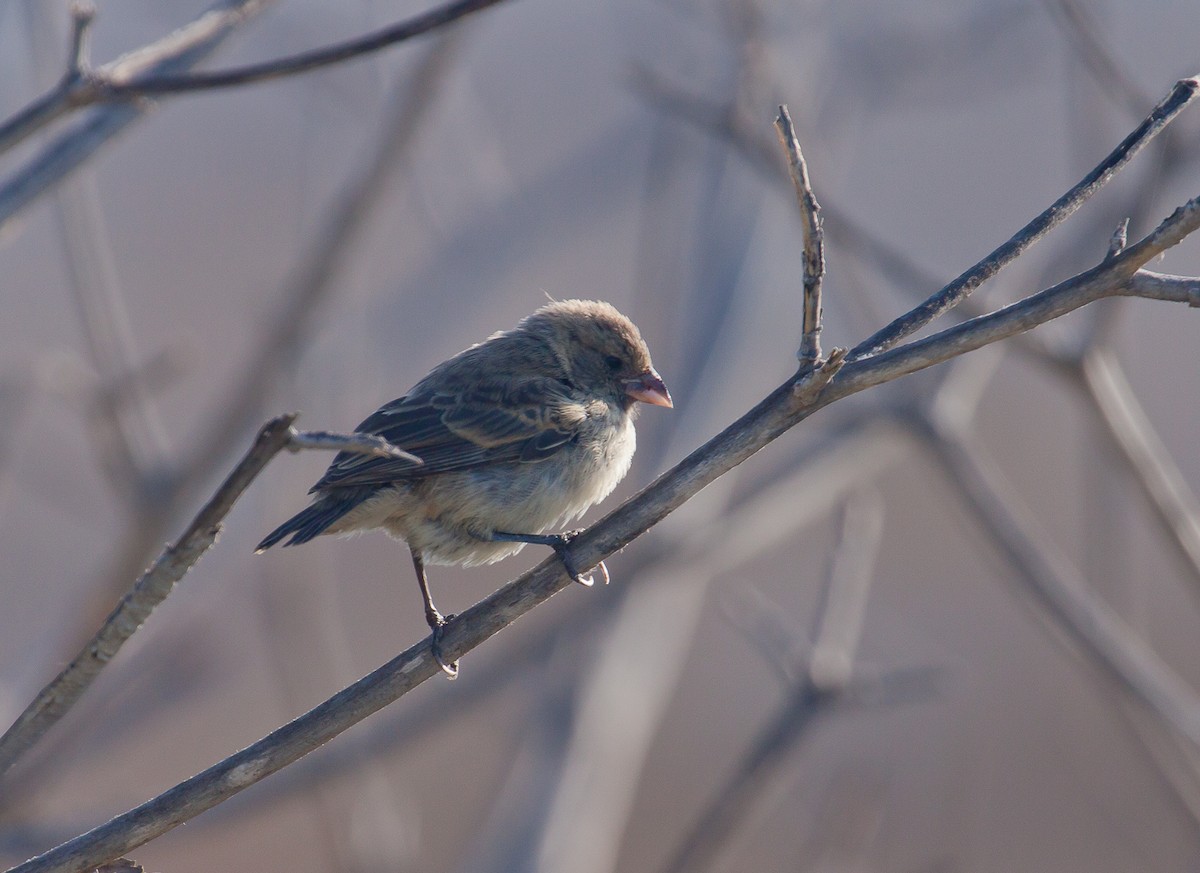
[257, 299, 671, 675]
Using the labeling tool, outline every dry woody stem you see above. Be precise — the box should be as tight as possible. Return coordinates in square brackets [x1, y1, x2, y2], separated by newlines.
[848, 76, 1199, 359]
[0, 419, 413, 780]
[0, 415, 296, 779]
[774, 104, 826, 366]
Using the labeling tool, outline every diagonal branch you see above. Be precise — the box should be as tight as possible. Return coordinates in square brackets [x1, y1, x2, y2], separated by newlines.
[0, 0, 274, 226]
[0, 414, 295, 780]
[0, 0, 509, 158]
[847, 76, 1199, 360]
[910, 407, 1200, 752]
[100, 0, 509, 96]
[0, 420, 416, 781]
[1080, 346, 1200, 579]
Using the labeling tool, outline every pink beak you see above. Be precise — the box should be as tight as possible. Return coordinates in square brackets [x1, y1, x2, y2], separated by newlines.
[624, 369, 673, 408]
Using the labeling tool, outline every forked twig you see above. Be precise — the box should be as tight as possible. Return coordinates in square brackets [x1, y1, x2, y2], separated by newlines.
[0, 418, 415, 779]
[849, 77, 1199, 359]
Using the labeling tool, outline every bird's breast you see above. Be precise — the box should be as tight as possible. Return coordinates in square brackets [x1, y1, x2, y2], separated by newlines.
[379, 412, 636, 567]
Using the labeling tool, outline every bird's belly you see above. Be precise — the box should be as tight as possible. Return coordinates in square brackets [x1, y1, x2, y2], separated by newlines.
[384, 419, 635, 566]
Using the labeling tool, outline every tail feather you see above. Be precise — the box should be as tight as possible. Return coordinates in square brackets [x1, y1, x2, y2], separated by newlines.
[255, 489, 373, 553]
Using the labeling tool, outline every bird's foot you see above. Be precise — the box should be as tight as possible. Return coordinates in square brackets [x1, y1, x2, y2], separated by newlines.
[490, 529, 609, 587]
[547, 530, 610, 588]
[426, 609, 459, 679]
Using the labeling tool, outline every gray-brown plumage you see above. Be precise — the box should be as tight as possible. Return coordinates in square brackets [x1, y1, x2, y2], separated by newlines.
[257, 299, 671, 675]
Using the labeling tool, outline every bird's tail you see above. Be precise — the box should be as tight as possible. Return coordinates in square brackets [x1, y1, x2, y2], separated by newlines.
[255, 489, 371, 552]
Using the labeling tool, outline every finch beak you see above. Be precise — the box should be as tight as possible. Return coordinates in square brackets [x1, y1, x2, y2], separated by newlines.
[624, 370, 673, 408]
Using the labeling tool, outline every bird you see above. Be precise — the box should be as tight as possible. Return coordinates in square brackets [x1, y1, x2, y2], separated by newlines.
[256, 299, 672, 676]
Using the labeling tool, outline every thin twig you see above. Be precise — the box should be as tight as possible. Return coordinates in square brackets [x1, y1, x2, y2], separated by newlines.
[285, 429, 423, 464]
[848, 76, 1199, 360]
[102, 0, 508, 96]
[64, 3, 95, 83]
[773, 104, 826, 366]
[1106, 217, 1130, 260]
[842, 195, 1200, 383]
[0, 0, 508, 160]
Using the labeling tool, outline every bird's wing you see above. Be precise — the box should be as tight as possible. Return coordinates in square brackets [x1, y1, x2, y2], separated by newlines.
[311, 378, 589, 490]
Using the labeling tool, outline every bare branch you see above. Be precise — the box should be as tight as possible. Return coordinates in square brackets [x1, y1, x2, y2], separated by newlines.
[1106, 217, 1130, 260]
[774, 104, 826, 366]
[0, 0, 508, 160]
[1119, 195, 1200, 264]
[1080, 348, 1200, 579]
[101, 0, 508, 96]
[0, 414, 297, 779]
[911, 409, 1200, 750]
[793, 347, 846, 404]
[842, 197, 1200, 385]
[809, 491, 885, 690]
[848, 76, 1199, 360]
[0, 0, 274, 227]
[0, 414, 433, 782]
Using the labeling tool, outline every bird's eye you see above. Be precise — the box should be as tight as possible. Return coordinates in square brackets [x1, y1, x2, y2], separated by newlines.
[604, 355, 623, 372]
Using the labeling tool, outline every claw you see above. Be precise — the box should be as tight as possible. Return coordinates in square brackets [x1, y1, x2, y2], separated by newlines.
[547, 531, 605, 587]
[572, 559, 611, 587]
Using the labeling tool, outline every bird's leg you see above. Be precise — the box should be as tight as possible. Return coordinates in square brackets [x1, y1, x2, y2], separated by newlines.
[411, 550, 458, 678]
[490, 530, 610, 588]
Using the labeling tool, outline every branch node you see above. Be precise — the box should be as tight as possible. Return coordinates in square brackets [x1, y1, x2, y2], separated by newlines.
[793, 347, 846, 405]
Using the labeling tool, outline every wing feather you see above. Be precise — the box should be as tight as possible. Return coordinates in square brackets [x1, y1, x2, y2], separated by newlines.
[311, 378, 584, 490]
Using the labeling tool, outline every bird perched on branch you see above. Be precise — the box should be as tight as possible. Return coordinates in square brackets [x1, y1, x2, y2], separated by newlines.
[257, 299, 672, 676]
